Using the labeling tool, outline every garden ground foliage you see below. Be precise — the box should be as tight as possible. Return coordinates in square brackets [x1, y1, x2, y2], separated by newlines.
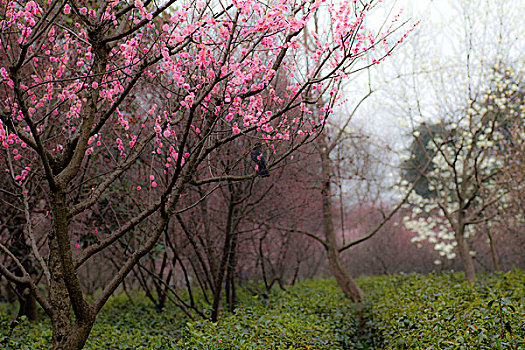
[1, 270, 524, 349]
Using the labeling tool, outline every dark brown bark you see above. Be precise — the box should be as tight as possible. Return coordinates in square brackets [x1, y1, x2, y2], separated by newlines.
[48, 227, 73, 347]
[225, 229, 238, 313]
[211, 185, 237, 322]
[5, 216, 38, 321]
[16, 286, 38, 321]
[46, 189, 96, 349]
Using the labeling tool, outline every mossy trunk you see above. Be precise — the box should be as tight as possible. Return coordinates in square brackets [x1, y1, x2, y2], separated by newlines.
[48, 190, 95, 349]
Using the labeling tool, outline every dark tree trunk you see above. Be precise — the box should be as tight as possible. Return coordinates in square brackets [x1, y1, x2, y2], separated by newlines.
[16, 286, 38, 321]
[8, 217, 38, 321]
[225, 230, 238, 313]
[211, 185, 237, 322]
[47, 190, 96, 349]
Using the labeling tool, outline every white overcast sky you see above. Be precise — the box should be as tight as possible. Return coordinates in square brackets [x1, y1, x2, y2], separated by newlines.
[342, 0, 524, 146]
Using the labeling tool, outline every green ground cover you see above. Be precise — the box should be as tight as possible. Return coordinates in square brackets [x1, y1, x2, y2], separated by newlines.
[360, 270, 525, 349]
[1, 270, 523, 349]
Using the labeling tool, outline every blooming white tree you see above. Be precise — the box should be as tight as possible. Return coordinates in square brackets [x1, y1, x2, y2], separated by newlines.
[402, 74, 521, 281]
[374, 0, 524, 282]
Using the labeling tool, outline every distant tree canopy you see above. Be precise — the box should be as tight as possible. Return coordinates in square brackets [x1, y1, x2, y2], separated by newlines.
[402, 121, 447, 199]
[486, 67, 524, 153]
[402, 65, 523, 200]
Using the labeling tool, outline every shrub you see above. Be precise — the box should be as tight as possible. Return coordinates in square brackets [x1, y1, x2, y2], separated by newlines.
[1, 271, 523, 349]
[360, 270, 525, 349]
[176, 280, 365, 349]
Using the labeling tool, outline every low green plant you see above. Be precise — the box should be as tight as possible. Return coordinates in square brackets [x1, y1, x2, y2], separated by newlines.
[175, 279, 365, 349]
[1, 270, 523, 349]
[360, 270, 525, 349]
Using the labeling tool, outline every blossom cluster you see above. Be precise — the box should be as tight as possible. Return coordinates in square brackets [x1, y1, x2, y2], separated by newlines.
[0, 0, 410, 193]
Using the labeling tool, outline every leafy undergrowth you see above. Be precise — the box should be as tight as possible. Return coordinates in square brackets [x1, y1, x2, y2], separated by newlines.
[0, 293, 188, 349]
[360, 269, 525, 349]
[1, 270, 524, 349]
[0, 281, 363, 350]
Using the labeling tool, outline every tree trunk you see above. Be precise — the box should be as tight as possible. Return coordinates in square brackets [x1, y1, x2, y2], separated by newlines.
[454, 218, 476, 283]
[53, 322, 95, 350]
[320, 145, 364, 303]
[225, 230, 238, 313]
[48, 190, 96, 349]
[9, 218, 38, 321]
[211, 186, 237, 322]
[48, 240, 95, 349]
[48, 228, 74, 347]
[325, 243, 364, 302]
[16, 286, 38, 321]
[487, 228, 500, 271]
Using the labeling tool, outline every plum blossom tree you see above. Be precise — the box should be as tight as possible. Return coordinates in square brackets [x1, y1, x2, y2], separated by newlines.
[0, 0, 411, 347]
[492, 70, 525, 268]
[129, 139, 330, 320]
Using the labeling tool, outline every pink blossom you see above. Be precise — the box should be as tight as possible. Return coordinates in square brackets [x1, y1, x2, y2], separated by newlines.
[232, 123, 240, 134]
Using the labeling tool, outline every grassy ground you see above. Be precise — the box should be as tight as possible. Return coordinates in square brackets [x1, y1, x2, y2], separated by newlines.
[1, 270, 524, 349]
